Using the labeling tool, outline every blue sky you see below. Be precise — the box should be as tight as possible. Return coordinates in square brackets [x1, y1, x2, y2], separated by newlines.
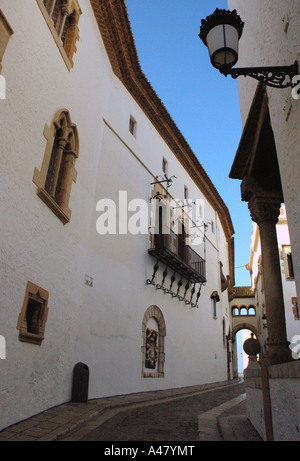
[126, 0, 253, 287]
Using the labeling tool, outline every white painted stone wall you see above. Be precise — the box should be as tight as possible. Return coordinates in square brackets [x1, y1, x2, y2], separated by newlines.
[0, 0, 233, 429]
[269, 377, 300, 440]
[228, 0, 300, 302]
[245, 386, 266, 440]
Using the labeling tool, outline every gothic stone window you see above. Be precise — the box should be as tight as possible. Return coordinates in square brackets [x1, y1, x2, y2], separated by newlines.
[37, 0, 81, 70]
[142, 306, 166, 378]
[17, 282, 49, 345]
[33, 109, 79, 224]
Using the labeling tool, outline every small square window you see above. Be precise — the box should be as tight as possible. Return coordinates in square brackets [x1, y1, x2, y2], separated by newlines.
[129, 116, 136, 136]
[162, 157, 168, 175]
[17, 282, 49, 345]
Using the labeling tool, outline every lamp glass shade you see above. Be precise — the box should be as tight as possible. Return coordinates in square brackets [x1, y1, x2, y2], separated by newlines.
[206, 23, 239, 70]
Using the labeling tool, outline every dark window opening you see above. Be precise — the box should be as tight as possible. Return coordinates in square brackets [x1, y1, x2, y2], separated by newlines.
[287, 252, 294, 277]
[26, 299, 43, 335]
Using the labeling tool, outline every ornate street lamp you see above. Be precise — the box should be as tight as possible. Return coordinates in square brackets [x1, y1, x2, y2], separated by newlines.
[199, 8, 298, 89]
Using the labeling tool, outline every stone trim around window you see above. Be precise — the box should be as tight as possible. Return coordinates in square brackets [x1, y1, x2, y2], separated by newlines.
[292, 297, 299, 321]
[33, 109, 79, 224]
[0, 9, 14, 73]
[280, 245, 295, 281]
[141, 305, 166, 378]
[17, 282, 49, 346]
[36, 0, 81, 71]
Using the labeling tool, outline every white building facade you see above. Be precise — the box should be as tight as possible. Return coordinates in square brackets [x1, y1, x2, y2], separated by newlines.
[228, 0, 300, 298]
[0, 0, 235, 430]
[227, 0, 300, 440]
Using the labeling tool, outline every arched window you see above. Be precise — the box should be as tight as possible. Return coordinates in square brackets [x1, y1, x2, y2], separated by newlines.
[248, 306, 256, 316]
[141, 306, 166, 378]
[240, 306, 247, 316]
[38, 0, 81, 69]
[232, 306, 239, 316]
[33, 109, 79, 224]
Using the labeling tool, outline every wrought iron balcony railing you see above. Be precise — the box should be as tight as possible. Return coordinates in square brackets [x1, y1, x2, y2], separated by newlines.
[148, 228, 206, 284]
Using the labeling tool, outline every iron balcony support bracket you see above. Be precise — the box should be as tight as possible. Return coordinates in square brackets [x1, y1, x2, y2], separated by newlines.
[164, 272, 176, 294]
[146, 259, 159, 286]
[156, 265, 168, 290]
[146, 260, 206, 308]
[220, 61, 299, 89]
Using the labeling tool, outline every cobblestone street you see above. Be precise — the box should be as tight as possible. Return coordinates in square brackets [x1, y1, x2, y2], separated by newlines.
[59, 381, 246, 441]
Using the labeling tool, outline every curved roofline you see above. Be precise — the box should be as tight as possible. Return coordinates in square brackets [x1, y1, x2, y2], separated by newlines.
[89, 0, 234, 242]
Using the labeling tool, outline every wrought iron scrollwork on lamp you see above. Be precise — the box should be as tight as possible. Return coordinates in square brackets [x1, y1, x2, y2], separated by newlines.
[199, 8, 299, 89]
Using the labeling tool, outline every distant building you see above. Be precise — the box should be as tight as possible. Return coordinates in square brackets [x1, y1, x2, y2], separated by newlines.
[230, 206, 298, 374]
[247, 206, 298, 350]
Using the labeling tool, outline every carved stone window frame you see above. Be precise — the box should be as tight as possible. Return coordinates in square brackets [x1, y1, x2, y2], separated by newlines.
[141, 305, 166, 378]
[36, 0, 81, 71]
[33, 109, 79, 224]
[292, 297, 299, 320]
[17, 282, 49, 346]
[0, 9, 14, 74]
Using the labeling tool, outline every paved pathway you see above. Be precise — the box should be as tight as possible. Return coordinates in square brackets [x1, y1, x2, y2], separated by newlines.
[0, 379, 262, 442]
[58, 381, 246, 441]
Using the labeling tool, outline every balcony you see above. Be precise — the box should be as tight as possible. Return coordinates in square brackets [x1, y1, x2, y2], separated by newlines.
[148, 228, 206, 284]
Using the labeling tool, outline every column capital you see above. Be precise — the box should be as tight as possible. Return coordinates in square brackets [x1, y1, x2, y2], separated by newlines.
[249, 198, 281, 225]
[241, 176, 282, 225]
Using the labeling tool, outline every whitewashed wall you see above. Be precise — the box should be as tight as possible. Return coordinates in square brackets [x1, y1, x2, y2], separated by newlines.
[228, 0, 300, 302]
[0, 0, 232, 429]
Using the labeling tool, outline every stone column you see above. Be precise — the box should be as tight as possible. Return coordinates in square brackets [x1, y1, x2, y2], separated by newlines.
[241, 177, 292, 365]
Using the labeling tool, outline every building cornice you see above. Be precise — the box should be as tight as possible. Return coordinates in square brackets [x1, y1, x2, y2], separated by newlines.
[89, 0, 234, 242]
[229, 83, 267, 180]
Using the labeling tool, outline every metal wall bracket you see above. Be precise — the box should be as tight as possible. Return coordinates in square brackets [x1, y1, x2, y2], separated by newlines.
[221, 61, 299, 89]
[147, 260, 205, 308]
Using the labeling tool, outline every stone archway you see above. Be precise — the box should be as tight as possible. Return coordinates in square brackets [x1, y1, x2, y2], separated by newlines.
[232, 322, 258, 343]
[231, 323, 258, 378]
